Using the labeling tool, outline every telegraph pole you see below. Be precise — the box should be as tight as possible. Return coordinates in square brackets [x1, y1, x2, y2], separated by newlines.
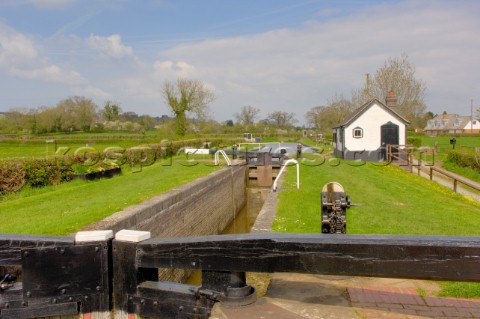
[471, 99, 474, 133]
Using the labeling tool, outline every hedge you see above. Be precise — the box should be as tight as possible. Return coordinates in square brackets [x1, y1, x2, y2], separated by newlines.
[446, 151, 480, 173]
[0, 138, 242, 195]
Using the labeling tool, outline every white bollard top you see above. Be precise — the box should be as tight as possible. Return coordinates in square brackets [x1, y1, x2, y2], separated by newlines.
[115, 229, 151, 243]
[75, 230, 114, 243]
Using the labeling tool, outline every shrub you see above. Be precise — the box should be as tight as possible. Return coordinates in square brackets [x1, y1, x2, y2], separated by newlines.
[0, 160, 26, 194]
[22, 157, 74, 187]
[0, 157, 73, 194]
[407, 137, 422, 147]
[446, 151, 480, 172]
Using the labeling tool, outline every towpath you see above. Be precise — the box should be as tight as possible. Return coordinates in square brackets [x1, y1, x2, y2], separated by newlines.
[409, 160, 480, 203]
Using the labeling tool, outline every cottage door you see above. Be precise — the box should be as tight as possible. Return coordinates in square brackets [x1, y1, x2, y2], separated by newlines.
[380, 122, 399, 160]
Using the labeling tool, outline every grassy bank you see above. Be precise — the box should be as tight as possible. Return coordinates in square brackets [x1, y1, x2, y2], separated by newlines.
[0, 140, 155, 158]
[0, 159, 219, 235]
[273, 160, 480, 297]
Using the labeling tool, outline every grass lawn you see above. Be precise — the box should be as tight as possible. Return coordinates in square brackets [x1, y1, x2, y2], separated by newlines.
[418, 135, 480, 161]
[419, 135, 480, 149]
[273, 160, 480, 298]
[442, 161, 480, 184]
[0, 140, 156, 158]
[0, 159, 219, 235]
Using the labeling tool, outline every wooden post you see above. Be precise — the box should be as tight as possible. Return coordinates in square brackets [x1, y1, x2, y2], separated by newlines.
[453, 179, 458, 192]
[416, 151, 421, 176]
[429, 167, 433, 180]
[113, 230, 152, 319]
[75, 230, 114, 319]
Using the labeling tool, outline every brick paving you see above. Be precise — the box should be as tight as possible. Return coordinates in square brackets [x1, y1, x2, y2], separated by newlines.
[348, 286, 480, 318]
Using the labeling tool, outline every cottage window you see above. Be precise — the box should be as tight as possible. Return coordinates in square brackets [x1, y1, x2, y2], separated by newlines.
[353, 127, 363, 138]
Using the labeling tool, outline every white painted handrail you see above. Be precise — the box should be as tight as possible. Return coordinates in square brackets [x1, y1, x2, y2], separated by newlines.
[214, 150, 232, 166]
[273, 159, 299, 192]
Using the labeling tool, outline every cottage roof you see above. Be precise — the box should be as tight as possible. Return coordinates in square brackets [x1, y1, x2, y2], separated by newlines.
[334, 99, 410, 128]
[424, 113, 471, 131]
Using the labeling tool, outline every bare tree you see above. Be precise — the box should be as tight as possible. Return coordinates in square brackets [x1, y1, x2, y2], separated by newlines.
[267, 111, 297, 129]
[355, 54, 427, 126]
[234, 105, 260, 126]
[162, 78, 215, 136]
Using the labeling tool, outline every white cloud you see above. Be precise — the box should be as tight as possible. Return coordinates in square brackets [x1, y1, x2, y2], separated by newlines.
[154, 0, 480, 120]
[1, 0, 479, 121]
[10, 64, 83, 84]
[72, 85, 112, 101]
[0, 22, 84, 84]
[153, 60, 197, 79]
[86, 34, 134, 59]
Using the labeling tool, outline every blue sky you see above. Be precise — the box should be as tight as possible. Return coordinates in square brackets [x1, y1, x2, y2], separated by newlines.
[1, 0, 479, 124]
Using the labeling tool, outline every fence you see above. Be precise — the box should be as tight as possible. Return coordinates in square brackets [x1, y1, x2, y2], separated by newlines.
[1, 230, 480, 319]
[429, 166, 480, 193]
[386, 144, 414, 167]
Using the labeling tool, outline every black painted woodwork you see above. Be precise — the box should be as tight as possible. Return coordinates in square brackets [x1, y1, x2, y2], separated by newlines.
[0, 234, 111, 318]
[136, 233, 480, 282]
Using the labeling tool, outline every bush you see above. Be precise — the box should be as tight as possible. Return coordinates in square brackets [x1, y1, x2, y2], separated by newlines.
[407, 137, 422, 147]
[22, 158, 68, 187]
[0, 157, 73, 194]
[0, 160, 26, 193]
[446, 151, 480, 173]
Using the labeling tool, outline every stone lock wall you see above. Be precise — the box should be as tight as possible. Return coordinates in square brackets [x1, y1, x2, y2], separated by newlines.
[85, 165, 247, 238]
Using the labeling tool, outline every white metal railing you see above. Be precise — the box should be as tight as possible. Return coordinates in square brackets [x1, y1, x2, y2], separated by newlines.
[214, 150, 232, 166]
[273, 159, 299, 192]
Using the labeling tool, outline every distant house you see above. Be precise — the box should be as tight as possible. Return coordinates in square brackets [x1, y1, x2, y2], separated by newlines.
[423, 114, 480, 136]
[333, 91, 410, 162]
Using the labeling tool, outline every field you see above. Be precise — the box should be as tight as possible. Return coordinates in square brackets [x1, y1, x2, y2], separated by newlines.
[274, 159, 480, 297]
[418, 135, 479, 160]
[419, 134, 480, 149]
[0, 134, 161, 159]
[0, 158, 219, 235]
[1, 133, 480, 297]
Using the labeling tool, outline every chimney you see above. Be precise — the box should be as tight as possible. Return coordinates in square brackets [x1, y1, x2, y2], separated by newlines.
[386, 90, 397, 110]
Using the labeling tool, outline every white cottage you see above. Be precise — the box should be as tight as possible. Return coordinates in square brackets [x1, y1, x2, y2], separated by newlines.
[333, 92, 410, 161]
[424, 113, 480, 136]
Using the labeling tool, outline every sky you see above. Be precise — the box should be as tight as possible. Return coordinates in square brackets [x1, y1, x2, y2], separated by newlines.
[0, 0, 479, 125]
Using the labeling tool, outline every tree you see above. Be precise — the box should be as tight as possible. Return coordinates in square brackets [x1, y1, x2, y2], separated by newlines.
[138, 115, 156, 130]
[56, 96, 98, 132]
[266, 111, 297, 129]
[162, 78, 215, 136]
[120, 111, 139, 122]
[355, 54, 427, 127]
[306, 94, 355, 133]
[234, 105, 260, 126]
[5, 108, 29, 133]
[103, 101, 122, 121]
[36, 106, 62, 133]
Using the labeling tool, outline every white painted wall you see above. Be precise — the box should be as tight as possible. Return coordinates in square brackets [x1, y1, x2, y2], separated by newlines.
[344, 102, 406, 151]
[463, 119, 480, 130]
